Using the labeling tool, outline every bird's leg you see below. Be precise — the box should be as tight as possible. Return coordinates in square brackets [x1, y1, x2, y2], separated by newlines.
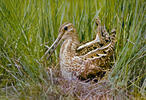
[95, 18, 112, 44]
[77, 17, 102, 51]
[95, 17, 102, 42]
[110, 28, 116, 42]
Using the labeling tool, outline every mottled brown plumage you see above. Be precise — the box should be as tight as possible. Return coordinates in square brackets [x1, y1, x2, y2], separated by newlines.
[44, 18, 116, 80]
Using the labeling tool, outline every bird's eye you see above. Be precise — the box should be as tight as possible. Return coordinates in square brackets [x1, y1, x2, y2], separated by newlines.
[64, 26, 68, 31]
[95, 22, 98, 26]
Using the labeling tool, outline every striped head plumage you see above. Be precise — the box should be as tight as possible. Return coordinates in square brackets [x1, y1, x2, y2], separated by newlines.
[45, 22, 79, 59]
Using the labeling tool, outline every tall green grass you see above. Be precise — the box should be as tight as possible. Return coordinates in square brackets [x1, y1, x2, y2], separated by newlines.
[0, 0, 145, 99]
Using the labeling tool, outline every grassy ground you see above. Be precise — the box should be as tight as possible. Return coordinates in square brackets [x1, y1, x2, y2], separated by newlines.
[0, 0, 145, 99]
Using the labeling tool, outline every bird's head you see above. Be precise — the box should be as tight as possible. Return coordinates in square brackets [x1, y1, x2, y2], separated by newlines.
[58, 22, 76, 40]
[46, 22, 77, 58]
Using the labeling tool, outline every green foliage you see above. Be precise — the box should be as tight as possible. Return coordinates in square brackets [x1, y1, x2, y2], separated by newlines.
[0, 0, 145, 99]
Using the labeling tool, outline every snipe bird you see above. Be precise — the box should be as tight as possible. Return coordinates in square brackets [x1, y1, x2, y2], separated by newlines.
[45, 18, 116, 80]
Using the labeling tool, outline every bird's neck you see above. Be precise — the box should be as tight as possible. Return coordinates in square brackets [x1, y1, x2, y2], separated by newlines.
[60, 36, 79, 60]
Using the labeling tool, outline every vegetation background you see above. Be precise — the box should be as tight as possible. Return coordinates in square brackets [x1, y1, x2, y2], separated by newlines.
[0, 0, 145, 99]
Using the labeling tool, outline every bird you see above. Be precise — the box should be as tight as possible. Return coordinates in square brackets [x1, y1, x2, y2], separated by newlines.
[44, 18, 116, 80]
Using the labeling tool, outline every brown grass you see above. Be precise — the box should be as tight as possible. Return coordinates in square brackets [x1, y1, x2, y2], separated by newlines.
[48, 66, 134, 100]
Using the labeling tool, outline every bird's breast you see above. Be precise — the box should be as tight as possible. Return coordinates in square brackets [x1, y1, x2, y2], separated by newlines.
[59, 39, 79, 66]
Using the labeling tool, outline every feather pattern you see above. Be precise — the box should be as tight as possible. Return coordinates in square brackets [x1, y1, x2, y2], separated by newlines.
[46, 18, 116, 80]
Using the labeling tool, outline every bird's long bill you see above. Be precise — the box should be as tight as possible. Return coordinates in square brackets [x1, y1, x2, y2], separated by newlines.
[47, 33, 63, 58]
[40, 32, 63, 60]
